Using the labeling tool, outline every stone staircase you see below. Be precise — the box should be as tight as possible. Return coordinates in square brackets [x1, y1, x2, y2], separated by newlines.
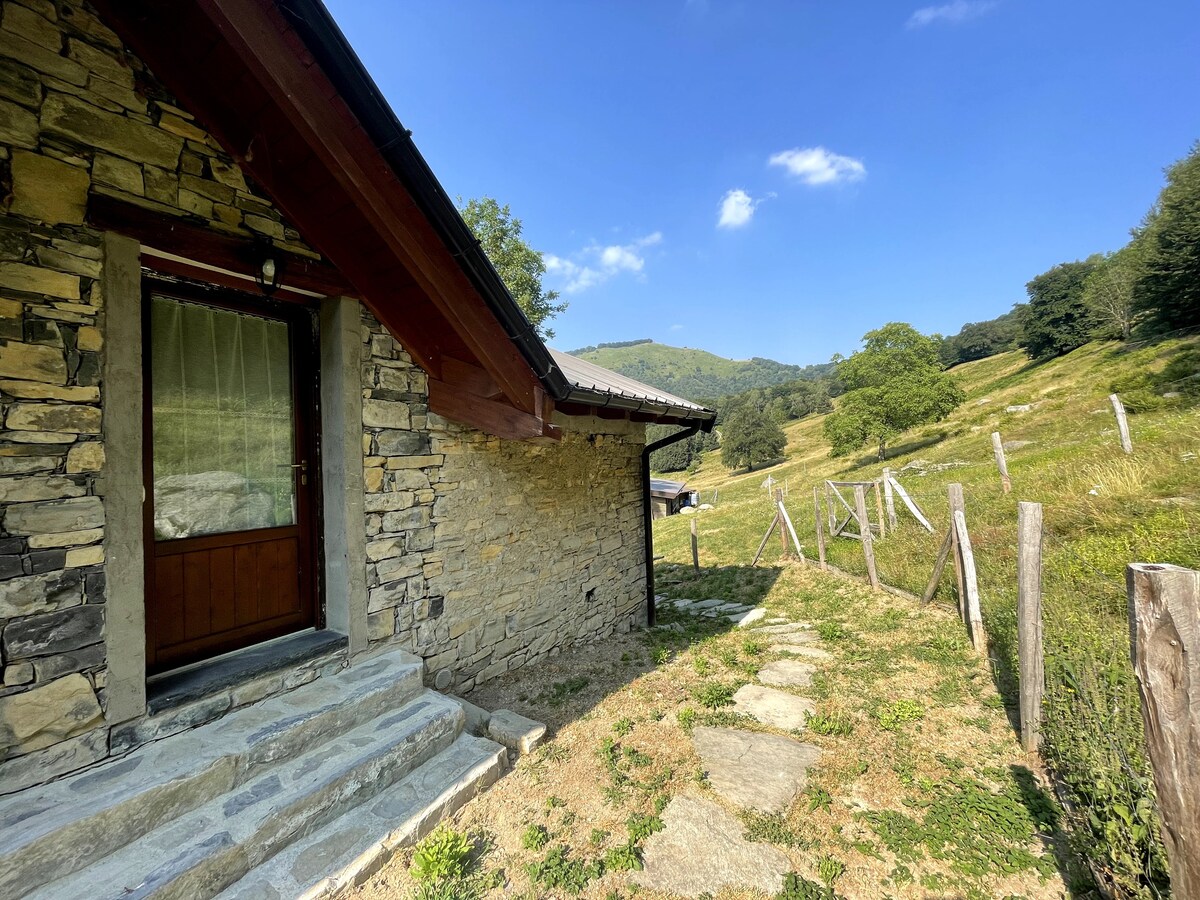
[0, 648, 507, 900]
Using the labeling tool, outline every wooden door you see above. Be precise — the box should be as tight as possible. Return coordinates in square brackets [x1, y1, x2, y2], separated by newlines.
[144, 283, 320, 674]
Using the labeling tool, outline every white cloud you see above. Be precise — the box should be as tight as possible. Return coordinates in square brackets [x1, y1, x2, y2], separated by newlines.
[670, 323, 685, 332]
[718, 189, 756, 229]
[768, 146, 866, 186]
[906, 0, 996, 28]
[545, 232, 663, 294]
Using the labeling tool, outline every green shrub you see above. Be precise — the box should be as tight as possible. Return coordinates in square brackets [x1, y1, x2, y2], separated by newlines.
[521, 824, 548, 851]
[626, 812, 665, 843]
[805, 710, 854, 737]
[875, 699, 924, 731]
[411, 826, 473, 884]
[817, 620, 848, 642]
[603, 843, 643, 872]
[692, 681, 736, 709]
[525, 846, 601, 895]
[778, 872, 843, 899]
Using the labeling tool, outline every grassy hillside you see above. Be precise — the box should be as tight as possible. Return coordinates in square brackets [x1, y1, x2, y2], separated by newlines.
[570, 340, 829, 401]
[654, 336, 1200, 896]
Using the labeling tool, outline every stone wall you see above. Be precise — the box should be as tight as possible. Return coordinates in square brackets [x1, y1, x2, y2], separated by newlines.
[0, 0, 318, 790]
[359, 313, 648, 694]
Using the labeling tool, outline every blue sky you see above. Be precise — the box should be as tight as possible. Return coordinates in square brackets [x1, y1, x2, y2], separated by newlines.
[325, 0, 1199, 366]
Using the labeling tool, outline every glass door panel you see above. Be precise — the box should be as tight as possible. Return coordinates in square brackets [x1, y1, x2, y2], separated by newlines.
[150, 295, 297, 540]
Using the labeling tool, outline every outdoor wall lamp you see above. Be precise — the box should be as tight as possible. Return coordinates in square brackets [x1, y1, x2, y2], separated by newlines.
[252, 238, 285, 295]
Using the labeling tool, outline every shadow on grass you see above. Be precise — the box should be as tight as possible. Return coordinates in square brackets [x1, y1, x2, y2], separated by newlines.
[1009, 764, 1093, 897]
[464, 563, 781, 734]
[735, 457, 788, 475]
[836, 431, 950, 473]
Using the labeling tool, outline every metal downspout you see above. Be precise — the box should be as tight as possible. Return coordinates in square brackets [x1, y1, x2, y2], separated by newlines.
[641, 425, 701, 627]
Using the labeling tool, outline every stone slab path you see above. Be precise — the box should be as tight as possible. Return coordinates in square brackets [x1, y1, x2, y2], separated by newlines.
[769, 629, 821, 646]
[658, 596, 765, 627]
[757, 659, 816, 688]
[732, 684, 815, 731]
[770, 643, 832, 659]
[693, 726, 821, 813]
[633, 795, 789, 897]
[646, 600, 830, 896]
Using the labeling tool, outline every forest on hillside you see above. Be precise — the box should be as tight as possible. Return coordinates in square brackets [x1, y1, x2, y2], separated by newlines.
[651, 140, 1200, 474]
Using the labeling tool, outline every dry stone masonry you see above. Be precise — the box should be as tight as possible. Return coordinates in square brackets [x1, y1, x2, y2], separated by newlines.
[360, 312, 647, 695]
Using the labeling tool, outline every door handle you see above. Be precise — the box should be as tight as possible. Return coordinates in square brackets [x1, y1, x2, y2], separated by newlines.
[281, 460, 309, 484]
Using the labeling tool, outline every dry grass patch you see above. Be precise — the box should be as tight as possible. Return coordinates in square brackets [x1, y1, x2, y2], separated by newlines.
[354, 564, 1071, 900]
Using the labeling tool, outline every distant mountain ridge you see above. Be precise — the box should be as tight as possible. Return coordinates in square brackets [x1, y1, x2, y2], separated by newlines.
[564, 340, 831, 402]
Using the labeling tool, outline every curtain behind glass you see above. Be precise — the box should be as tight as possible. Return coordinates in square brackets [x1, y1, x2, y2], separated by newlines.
[151, 295, 296, 540]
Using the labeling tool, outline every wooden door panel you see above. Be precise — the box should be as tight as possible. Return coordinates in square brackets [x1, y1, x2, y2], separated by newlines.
[233, 544, 259, 627]
[151, 533, 307, 667]
[182, 553, 211, 641]
[208, 546, 236, 634]
[156, 555, 185, 649]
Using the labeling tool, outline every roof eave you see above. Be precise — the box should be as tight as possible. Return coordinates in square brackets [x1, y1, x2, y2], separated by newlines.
[563, 388, 716, 426]
[277, 0, 576, 403]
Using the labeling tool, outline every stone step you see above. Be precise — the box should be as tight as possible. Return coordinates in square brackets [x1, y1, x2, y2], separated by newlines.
[27, 688, 465, 900]
[215, 733, 507, 900]
[0, 649, 424, 898]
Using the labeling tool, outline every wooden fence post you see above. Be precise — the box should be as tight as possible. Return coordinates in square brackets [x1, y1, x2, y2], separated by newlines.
[854, 484, 880, 589]
[1017, 502, 1044, 752]
[922, 528, 955, 604]
[690, 516, 699, 574]
[890, 476, 934, 533]
[1110, 393, 1134, 454]
[992, 432, 1012, 494]
[778, 498, 804, 563]
[825, 481, 836, 535]
[873, 481, 887, 538]
[775, 489, 789, 554]
[882, 467, 898, 530]
[953, 509, 986, 652]
[813, 486, 827, 570]
[751, 511, 779, 567]
[1127, 563, 1200, 898]
[948, 483, 967, 619]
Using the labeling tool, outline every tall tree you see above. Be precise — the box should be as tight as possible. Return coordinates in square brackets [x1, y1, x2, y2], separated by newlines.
[824, 322, 964, 460]
[1132, 142, 1200, 332]
[459, 196, 567, 339]
[1018, 259, 1098, 360]
[1083, 246, 1142, 341]
[720, 406, 786, 471]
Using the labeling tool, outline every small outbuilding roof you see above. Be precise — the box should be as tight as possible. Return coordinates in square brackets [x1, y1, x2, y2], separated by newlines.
[649, 478, 689, 499]
[550, 349, 713, 424]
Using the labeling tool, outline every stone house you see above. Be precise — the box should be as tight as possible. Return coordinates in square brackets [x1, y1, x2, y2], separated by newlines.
[650, 477, 692, 519]
[0, 1, 712, 893]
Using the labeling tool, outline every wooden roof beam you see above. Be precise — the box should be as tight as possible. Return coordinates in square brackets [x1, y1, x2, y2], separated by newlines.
[194, 0, 541, 414]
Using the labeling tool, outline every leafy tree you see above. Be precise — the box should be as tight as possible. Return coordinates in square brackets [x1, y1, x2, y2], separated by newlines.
[939, 308, 1023, 367]
[1018, 259, 1099, 360]
[720, 406, 786, 471]
[459, 196, 567, 339]
[647, 424, 719, 473]
[824, 322, 964, 460]
[1083, 246, 1143, 340]
[1132, 142, 1200, 332]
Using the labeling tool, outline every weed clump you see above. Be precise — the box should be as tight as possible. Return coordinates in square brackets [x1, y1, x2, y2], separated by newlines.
[875, 699, 925, 731]
[692, 681, 736, 709]
[521, 824, 548, 851]
[805, 710, 854, 737]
